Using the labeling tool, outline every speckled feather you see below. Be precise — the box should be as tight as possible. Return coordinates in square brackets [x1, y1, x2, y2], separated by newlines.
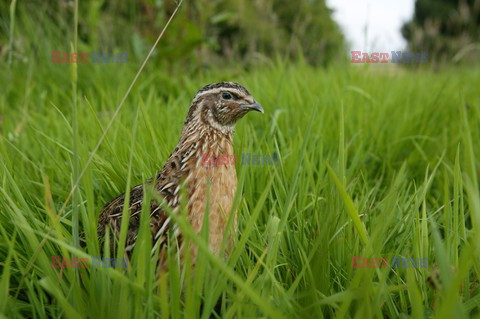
[97, 82, 262, 263]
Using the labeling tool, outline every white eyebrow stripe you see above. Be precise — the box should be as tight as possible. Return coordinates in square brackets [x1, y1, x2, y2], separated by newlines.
[194, 87, 246, 100]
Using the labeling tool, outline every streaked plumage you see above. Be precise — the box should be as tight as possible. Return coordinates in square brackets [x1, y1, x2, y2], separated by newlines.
[97, 82, 263, 263]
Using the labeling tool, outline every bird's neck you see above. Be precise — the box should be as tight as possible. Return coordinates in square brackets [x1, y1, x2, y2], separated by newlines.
[183, 116, 234, 144]
[175, 119, 235, 168]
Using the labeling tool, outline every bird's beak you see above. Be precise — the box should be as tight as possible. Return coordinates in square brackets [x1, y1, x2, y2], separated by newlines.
[244, 101, 264, 114]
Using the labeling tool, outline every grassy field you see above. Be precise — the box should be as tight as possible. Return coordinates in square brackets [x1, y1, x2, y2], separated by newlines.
[1, 51, 480, 318]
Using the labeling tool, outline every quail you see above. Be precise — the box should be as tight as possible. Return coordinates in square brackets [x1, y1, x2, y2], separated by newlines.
[97, 82, 263, 263]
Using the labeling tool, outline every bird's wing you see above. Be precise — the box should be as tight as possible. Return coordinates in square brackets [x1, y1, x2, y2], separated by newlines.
[97, 184, 150, 253]
[97, 145, 194, 255]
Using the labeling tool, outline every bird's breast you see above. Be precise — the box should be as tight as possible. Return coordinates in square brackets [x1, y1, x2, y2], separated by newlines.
[186, 139, 237, 254]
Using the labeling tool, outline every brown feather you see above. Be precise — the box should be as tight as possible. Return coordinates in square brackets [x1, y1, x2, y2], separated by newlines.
[97, 82, 262, 264]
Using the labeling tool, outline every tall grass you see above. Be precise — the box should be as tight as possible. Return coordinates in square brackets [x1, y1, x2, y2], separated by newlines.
[1, 57, 479, 316]
[1, 5, 480, 318]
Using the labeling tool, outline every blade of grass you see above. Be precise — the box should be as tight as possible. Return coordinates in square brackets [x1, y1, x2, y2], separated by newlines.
[326, 164, 368, 245]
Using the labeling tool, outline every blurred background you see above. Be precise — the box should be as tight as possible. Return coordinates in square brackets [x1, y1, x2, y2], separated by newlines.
[1, 0, 479, 71]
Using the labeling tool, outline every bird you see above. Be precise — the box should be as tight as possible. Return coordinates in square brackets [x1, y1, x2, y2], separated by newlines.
[97, 81, 263, 265]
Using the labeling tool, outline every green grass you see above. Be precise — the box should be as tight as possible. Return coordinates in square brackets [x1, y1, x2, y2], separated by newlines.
[1, 40, 480, 317]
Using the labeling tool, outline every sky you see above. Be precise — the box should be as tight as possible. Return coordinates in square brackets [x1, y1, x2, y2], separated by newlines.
[326, 0, 415, 52]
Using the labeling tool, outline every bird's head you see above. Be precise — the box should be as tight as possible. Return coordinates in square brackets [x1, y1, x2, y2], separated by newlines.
[185, 82, 263, 134]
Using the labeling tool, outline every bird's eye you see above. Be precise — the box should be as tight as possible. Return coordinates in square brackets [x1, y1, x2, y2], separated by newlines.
[222, 92, 233, 100]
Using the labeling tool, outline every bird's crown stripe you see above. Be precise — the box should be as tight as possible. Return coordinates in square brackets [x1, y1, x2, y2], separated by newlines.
[194, 87, 246, 99]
